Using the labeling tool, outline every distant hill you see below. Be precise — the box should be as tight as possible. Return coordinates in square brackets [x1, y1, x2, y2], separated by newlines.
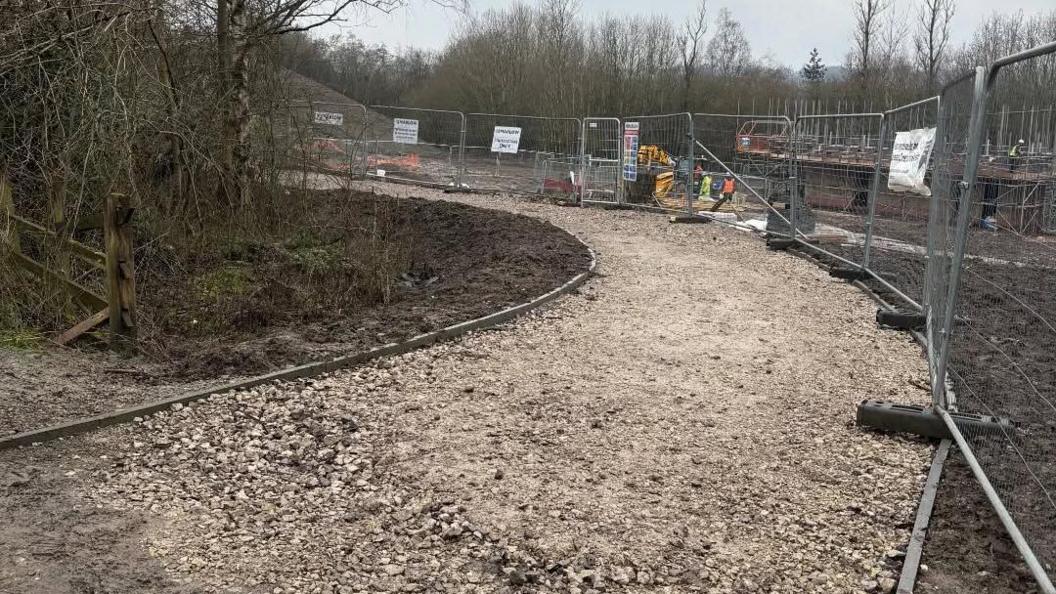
[281, 69, 391, 140]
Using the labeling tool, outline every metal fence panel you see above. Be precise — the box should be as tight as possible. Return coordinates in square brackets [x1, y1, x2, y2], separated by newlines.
[580, 117, 623, 205]
[789, 113, 886, 269]
[860, 97, 941, 312]
[938, 45, 1056, 591]
[367, 106, 465, 188]
[692, 113, 795, 232]
[620, 113, 694, 213]
[284, 102, 368, 176]
[462, 114, 581, 195]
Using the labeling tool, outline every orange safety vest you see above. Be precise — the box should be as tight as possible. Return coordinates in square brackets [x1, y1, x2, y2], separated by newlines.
[722, 178, 735, 194]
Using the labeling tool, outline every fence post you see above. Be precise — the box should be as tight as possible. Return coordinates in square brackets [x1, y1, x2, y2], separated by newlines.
[617, 118, 626, 206]
[0, 177, 19, 255]
[578, 119, 587, 207]
[861, 114, 886, 271]
[685, 113, 694, 214]
[789, 117, 800, 239]
[104, 193, 137, 354]
[457, 111, 467, 189]
[934, 67, 988, 410]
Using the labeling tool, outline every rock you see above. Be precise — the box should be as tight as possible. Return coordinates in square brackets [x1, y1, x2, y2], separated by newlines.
[612, 567, 634, 585]
[494, 468, 504, 480]
[507, 569, 527, 585]
[878, 577, 897, 593]
[383, 564, 405, 576]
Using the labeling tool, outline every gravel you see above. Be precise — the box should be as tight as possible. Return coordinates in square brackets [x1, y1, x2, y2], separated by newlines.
[3, 181, 934, 593]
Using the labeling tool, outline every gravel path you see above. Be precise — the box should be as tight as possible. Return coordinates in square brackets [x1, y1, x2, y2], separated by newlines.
[2, 183, 933, 593]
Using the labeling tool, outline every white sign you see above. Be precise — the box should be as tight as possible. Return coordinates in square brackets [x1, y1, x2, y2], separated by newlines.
[491, 126, 522, 154]
[888, 128, 937, 196]
[392, 118, 419, 144]
[313, 111, 344, 126]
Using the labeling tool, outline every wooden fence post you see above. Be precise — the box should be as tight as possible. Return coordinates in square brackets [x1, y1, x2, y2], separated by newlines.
[104, 193, 137, 353]
[0, 176, 19, 255]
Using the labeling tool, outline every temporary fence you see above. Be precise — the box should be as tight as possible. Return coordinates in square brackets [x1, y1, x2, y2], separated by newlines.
[927, 42, 1056, 593]
[462, 113, 581, 195]
[789, 113, 886, 270]
[367, 106, 465, 188]
[864, 97, 941, 312]
[620, 113, 694, 213]
[580, 117, 623, 205]
[284, 101, 369, 176]
[691, 113, 795, 233]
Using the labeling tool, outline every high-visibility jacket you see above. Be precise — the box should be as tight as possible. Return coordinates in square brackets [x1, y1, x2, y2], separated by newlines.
[700, 175, 713, 197]
[722, 178, 736, 194]
[1009, 144, 1022, 158]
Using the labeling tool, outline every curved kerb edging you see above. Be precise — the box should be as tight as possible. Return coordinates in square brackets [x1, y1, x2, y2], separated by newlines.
[0, 240, 597, 451]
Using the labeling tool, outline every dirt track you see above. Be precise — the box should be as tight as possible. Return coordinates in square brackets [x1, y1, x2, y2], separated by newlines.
[1, 183, 933, 593]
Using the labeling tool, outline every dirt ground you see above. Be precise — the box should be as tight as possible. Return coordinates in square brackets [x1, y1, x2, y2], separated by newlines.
[0, 191, 589, 438]
[918, 452, 1045, 594]
[0, 183, 935, 593]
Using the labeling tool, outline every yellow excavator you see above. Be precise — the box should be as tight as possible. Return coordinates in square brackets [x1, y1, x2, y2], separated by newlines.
[633, 145, 676, 199]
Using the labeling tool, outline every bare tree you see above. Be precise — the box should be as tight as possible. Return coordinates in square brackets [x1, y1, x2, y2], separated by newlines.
[914, 0, 955, 93]
[706, 8, 751, 79]
[850, 0, 893, 88]
[677, 0, 708, 111]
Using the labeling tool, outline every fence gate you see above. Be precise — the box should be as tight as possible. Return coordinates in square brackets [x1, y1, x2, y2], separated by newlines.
[580, 117, 622, 205]
[367, 106, 465, 188]
[461, 114, 582, 196]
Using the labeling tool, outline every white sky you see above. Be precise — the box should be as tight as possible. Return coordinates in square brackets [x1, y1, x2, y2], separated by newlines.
[319, 0, 1053, 67]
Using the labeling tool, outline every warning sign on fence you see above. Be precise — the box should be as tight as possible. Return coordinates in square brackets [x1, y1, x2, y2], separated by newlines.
[888, 128, 936, 196]
[623, 122, 640, 182]
[313, 111, 344, 126]
[392, 118, 419, 144]
[491, 126, 522, 154]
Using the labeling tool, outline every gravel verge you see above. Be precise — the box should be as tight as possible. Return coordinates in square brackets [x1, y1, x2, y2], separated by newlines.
[2, 183, 933, 593]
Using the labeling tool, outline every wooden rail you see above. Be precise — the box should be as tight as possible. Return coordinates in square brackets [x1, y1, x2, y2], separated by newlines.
[1, 177, 137, 351]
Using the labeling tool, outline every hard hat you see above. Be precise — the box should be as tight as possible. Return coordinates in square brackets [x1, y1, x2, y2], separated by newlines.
[725, 173, 733, 178]
[1018, 138, 1026, 144]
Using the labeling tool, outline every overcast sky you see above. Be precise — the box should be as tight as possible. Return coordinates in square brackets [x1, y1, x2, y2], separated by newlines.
[319, 0, 1053, 67]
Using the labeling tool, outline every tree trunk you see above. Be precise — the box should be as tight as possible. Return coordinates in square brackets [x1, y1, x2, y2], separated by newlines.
[230, 42, 251, 207]
[216, 0, 251, 208]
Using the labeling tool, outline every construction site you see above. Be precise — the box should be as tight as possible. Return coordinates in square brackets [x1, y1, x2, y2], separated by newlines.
[3, 3, 1056, 594]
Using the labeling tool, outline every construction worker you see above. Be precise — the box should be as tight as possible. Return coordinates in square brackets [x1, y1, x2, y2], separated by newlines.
[711, 173, 736, 212]
[1009, 139, 1025, 173]
[700, 172, 713, 201]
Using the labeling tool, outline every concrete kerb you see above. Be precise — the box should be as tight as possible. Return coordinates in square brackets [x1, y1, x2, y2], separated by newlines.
[0, 239, 598, 452]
